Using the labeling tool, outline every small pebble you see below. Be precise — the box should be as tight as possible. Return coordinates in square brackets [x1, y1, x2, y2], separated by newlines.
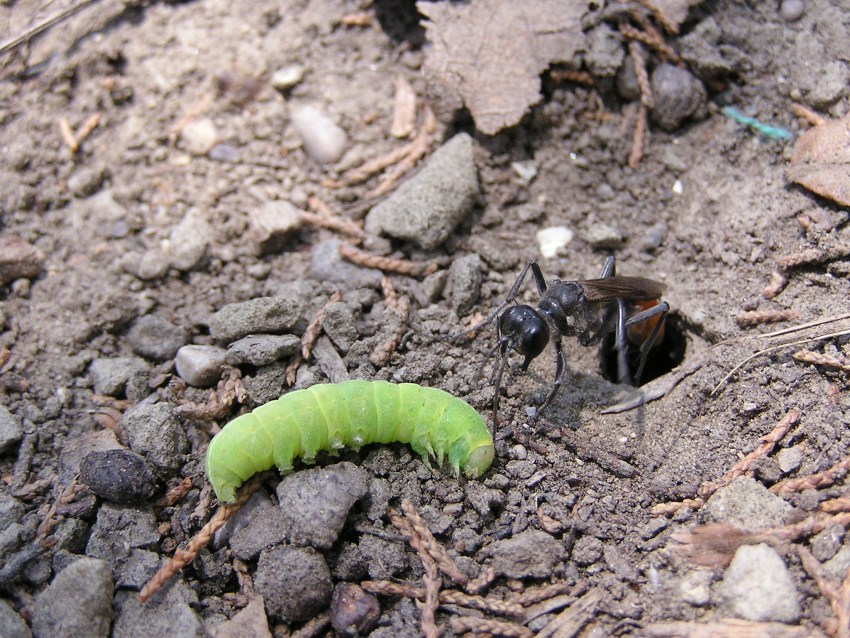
[310, 239, 383, 288]
[289, 103, 348, 163]
[330, 583, 380, 638]
[448, 254, 483, 316]
[224, 334, 299, 367]
[271, 64, 306, 91]
[585, 223, 624, 249]
[0, 235, 44, 286]
[780, 0, 805, 21]
[175, 345, 227, 387]
[254, 546, 332, 624]
[0, 404, 24, 454]
[86, 503, 160, 570]
[679, 570, 712, 606]
[79, 449, 158, 503]
[121, 402, 188, 476]
[206, 597, 270, 638]
[66, 166, 106, 197]
[703, 476, 792, 528]
[179, 117, 218, 155]
[320, 303, 359, 354]
[208, 144, 240, 163]
[32, 558, 113, 638]
[511, 161, 537, 185]
[112, 582, 203, 638]
[127, 315, 189, 362]
[717, 543, 801, 622]
[490, 530, 564, 578]
[365, 133, 478, 249]
[776, 445, 804, 474]
[536, 226, 574, 258]
[0, 598, 30, 638]
[650, 63, 707, 131]
[249, 200, 304, 254]
[89, 357, 149, 399]
[167, 208, 212, 271]
[209, 296, 303, 344]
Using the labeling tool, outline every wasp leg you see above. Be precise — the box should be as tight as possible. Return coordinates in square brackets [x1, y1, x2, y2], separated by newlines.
[529, 261, 549, 296]
[625, 301, 670, 384]
[531, 335, 566, 423]
[614, 299, 632, 385]
[599, 255, 616, 279]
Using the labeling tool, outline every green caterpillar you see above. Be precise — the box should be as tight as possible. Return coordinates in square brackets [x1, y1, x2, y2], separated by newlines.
[206, 380, 495, 503]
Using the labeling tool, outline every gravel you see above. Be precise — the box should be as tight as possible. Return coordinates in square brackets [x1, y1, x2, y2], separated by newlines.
[489, 529, 565, 578]
[208, 296, 303, 343]
[175, 344, 228, 387]
[32, 558, 113, 638]
[254, 546, 333, 624]
[0, 404, 23, 454]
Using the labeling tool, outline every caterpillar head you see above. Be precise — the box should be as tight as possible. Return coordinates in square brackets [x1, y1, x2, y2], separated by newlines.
[462, 441, 495, 478]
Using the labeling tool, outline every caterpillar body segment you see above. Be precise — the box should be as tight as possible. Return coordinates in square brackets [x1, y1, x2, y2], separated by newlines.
[206, 380, 495, 503]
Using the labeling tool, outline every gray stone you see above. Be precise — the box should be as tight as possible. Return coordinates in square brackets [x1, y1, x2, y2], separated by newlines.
[0, 404, 23, 454]
[89, 357, 149, 398]
[489, 530, 564, 579]
[320, 302, 358, 354]
[365, 133, 478, 249]
[678, 570, 712, 606]
[312, 335, 349, 383]
[85, 503, 160, 570]
[448, 254, 482, 316]
[310, 239, 383, 288]
[276, 462, 370, 550]
[79, 448, 158, 503]
[359, 534, 408, 580]
[167, 208, 212, 271]
[812, 525, 845, 562]
[0, 599, 31, 638]
[0, 523, 22, 557]
[290, 103, 348, 163]
[122, 402, 188, 476]
[780, 0, 805, 21]
[703, 476, 793, 529]
[207, 596, 271, 638]
[585, 223, 624, 249]
[789, 32, 850, 109]
[209, 296, 302, 344]
[249, 200, 303, 254]
[254, 546, 332, 624]
[114, 549, 160, 589]
[230, 506, 289, 560]
[776, 445, 804, 474]
[175, 345, 228, 387]
[717, 543, 801, 622]
[67, 166, 105, 197]
[224, 334, 300, 367]
[824, 546, 850, 581]
[0, 494, 26, 530]
[113, 582, 203, 638]
[32, 558, 113, 638]
[650, 63, 708, 131]
[127, 315, 189, 362]
[585, 24, 624, 77]
[571, 536, 604, 566]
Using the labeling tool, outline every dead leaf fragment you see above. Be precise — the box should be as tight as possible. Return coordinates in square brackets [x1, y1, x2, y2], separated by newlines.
[418, 0, 586, 135]
[787, 113, 850, 206]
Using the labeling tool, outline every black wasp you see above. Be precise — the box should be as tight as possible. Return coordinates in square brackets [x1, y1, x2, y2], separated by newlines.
[487, 256, 669, 424]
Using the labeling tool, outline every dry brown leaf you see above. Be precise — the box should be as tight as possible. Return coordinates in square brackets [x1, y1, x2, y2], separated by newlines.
[787, 113, 850, 207]
[417, 0, 586, 135]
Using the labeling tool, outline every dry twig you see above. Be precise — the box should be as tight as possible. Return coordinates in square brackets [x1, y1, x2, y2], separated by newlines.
[763, 270, 789, 299]
[361, 581, 524, 617]
[339, 243, 438, 278]
[450, 616, 532, 638]
[791, 103, 826, 127]
[174, 367, 248, 420]
[736, 309, 799, 327]
[770, 454, 850, 494]
[619, 22, 681, 65]
[798, 545, 844, 636]
[630, 0, 679, 34]
[391, 75, 417, 138]
[152, 477, 194, 508]
[301, 291, 343, 360]
[291, 612, 331, 638]
[368, 107, 436, 197]
[549, 68, 595, 85]
[793, 350, 850, 372]
[139, 472, 268, 602]
[400, 499, 468, 586]
[697, 410, 799, 498]
[629, 103, 649, 169]
[651, 497, 705, 516]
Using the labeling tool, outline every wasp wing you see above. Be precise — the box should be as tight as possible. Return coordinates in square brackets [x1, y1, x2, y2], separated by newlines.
[580, 277, 666, 302]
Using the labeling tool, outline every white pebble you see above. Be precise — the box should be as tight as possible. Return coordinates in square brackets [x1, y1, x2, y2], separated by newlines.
[289, 104, 348, 163]
[271, 65, 306, 90]
[672, 179, 684, 195]
[249, 200, 304, 254]
[175, 345, 227, 387]
[536, 226, 574, 258]
[179, 117, 218, 155]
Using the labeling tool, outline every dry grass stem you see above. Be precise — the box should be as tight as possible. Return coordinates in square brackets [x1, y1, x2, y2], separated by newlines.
[368, 107, 436, 197]
[630, 0, 679, 34]
[391, 75, 417, 138]
[466, 567, 497, 595]
[763, 270, 789, 299]
[339, 243, 438, 278]
[370, 295, 410, 367]
[697, 410, 799, 498]
[619, 23, 681, 65]
[152, 477, 194, 507]
[534, 587, 603, 638]
[400, 499, 468, 586]
[361, 580, 523, 617]
[797, 545, 843, 635]
[629, 41, 655, 109]
[736, 309, 799, 327]
[174, 367, 248, 420]
[791, 103, 826, 126]
[300, 210, 365, 240]
[301, 291, 343, 360]
[75, 112, 101, 146]
[629, 103, 649, 169]
[450, 616, 532, 638]
[651, 497, 705, 516]
[770, 454, 850, 494]
[59, 118, 78, 152]
[777, 245, 850, 270]
[139, 472, 268, 602]
[549, 69, 595, 85]
[792, 350, 850, 372]
[822, 497, 850, 513]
